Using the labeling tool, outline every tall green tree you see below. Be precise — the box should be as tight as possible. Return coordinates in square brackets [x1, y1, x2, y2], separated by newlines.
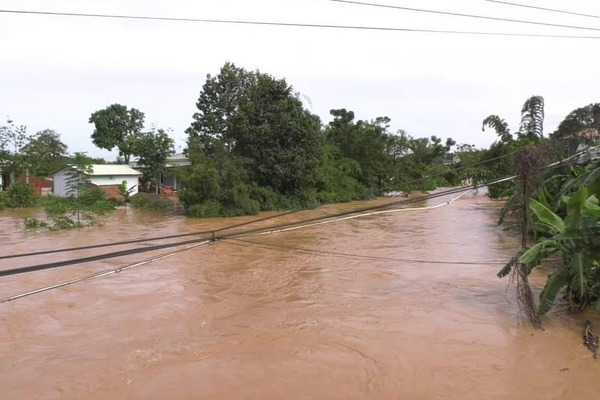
[184, 63, 326, 216]
[0, 117, 28, 178]
[135, 128, 175, 193]
[21, 129, 68, 177]
[520, 95, 545, 139]
[325, 109, 395, 189]
[89, 104, 145, 163]
[552, 103, 600, 139]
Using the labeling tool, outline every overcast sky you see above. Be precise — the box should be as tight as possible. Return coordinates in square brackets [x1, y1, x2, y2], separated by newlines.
[1, 0, 599, 160]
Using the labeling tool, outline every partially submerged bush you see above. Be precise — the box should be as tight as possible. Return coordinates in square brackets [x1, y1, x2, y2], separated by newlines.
[7, 182, 38, 208]
[131, 193, 173, 211]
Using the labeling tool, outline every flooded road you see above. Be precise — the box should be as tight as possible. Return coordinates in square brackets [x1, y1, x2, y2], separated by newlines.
[1, 191, 598, 399]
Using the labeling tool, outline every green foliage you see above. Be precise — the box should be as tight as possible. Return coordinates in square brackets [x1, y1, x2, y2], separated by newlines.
[65, 152, 92, 198]
[0, 192, 6, 210]
[6, 181, 37, 207]
[183, 63, 329, 217]
[89, 104, 145, 164]
[130, 193, 173, 211]
[0, 116, 29, 179]
[134, 128, 175, 193]
[180, 63, 469, 217]
[24, 217, 48, 229]
[186, 200, 222, 218]
[21, 129, 68, 177]
[499, 162, 600, 314]
[520, 96, 545, 139]
[552, 103, 600, 139]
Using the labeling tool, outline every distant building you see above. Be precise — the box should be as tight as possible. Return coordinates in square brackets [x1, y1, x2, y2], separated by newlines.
[568, 128, 600, 166]
[442, 153, 461, 165]
[130, 152, 190, 191]
[52, 164, 142, 198]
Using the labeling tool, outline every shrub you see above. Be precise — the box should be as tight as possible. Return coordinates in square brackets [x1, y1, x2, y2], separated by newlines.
[186, 200, 222, 218]
[131, 193, 173, 211]
[0, 192, 7, 211]
[7, 182, 38, 208]
[24, 218, 48, 229]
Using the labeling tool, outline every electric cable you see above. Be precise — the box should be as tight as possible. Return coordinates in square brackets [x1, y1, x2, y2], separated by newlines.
[0, 185, 492, 278]
[0, 240, 212, 303]
[481, 0, 600, 20]
[0, 146, 519, 261]
[2, 143, 593, 300]
[330, 0, 600, 33]
[1, 189, 481, 302]
[1, 8, 600, 39]
[1, 141, 591, 278]
[0, 208, 300, 261]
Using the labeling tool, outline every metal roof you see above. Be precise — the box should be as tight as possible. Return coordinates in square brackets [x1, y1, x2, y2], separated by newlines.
[88, 165, 142, 176]
[55, 164, 142, 176]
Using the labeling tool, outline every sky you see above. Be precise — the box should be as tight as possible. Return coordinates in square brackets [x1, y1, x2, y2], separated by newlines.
[1, 0, 599, 160]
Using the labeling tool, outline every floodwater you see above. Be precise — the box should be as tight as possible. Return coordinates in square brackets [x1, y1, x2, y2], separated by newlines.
[1, 191, 598, 399]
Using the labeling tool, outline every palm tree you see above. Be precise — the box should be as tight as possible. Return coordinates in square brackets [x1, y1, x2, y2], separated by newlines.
[520, 95, 545, 139]
[482, 95, 545, 142]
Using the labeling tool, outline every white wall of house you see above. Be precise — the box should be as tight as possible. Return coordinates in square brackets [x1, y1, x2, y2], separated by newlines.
[89, 175, 140, 195]
[53, 169, 140, 197]
[53, 169, 70, 196]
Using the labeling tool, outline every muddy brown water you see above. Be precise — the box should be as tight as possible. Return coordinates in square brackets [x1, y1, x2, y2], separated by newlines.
[1, 191, 599, 399]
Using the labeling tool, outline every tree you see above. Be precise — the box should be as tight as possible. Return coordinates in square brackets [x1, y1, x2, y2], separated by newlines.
[135, 128, 175, 193]
[184, 63, 326, 215]
[552, 103, 600, 139]
[89, 104, 145, 163]
[481, 96, 546, 199]
[21, 129, 68, 177]
[519, 95, 545, 139]
[482, 95, 545, 142]
[0, 117, 29, 179]
[499, 163, 600, 315]
[482, 115, 512, 143]
[227, 72, 324, 195]
[187, 62, 256, 152]
[65, 152, 92, 198]
[325, 109, 395, 189]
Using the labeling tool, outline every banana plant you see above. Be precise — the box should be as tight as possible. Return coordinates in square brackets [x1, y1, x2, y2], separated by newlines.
[498, 164, 600, 314]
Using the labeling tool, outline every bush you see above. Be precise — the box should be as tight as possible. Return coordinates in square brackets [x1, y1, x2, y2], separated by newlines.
[186, 200, 222, 217]
[49, 216, 81, 231]
[131, 193, 173, 211]
[0, 192, 7, 211]
[7, 182, 38, 208]
[24, 218, 48, 229]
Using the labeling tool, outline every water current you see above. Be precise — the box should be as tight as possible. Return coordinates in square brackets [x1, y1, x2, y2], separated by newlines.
[1, 191, 598, 399]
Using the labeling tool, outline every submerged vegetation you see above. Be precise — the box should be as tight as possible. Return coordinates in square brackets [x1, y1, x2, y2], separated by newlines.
[485, 95, 600, 320]
[179, 63, 464, 217]
[3, 60, 600, 320]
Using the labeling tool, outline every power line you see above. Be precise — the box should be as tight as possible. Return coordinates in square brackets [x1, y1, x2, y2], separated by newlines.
[0, 208, 301, 261]
[0, 185, 490, 278]
[0, 147, 518, 261]
[331, 0, 600, 33]
[482, 0, 600, 20]
[1, 8, 600, 39]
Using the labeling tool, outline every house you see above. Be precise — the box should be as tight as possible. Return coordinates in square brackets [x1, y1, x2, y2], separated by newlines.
[442, 153, 461, 165]
[52, 164, 142, 197]
[162, 153, 190, 191]
[130, 152, 191, 192]
[568, 128, 600, 165]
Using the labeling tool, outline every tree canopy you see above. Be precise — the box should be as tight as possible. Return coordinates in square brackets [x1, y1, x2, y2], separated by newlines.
[135, 128, 175, 193]
[89, 104, 145, 164]
[22, 129, 68, 177]
[180, 63, 460, 217]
